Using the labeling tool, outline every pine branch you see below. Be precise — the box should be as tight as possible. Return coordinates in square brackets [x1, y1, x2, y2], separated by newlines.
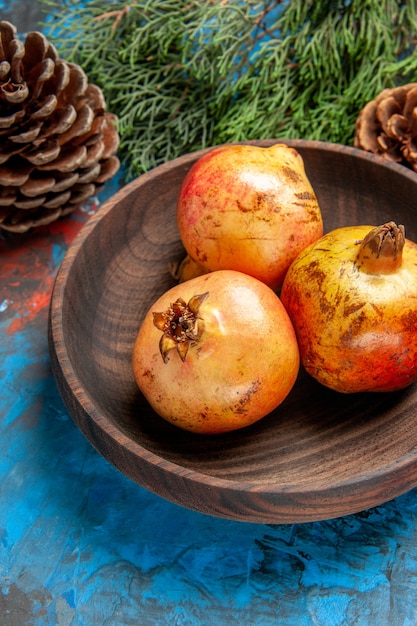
[41, 0, 417, 178]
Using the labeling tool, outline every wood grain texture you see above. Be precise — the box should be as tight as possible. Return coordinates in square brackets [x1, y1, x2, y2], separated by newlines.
[48, 139, 417, 523]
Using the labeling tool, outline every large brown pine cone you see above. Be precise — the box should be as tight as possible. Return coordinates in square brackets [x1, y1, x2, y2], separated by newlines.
[0, 21, 120, 233]
[354, 83, 417, 171]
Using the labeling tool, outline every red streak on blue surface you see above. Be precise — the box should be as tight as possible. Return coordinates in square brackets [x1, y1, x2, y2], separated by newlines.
[1, 201, 98, 335]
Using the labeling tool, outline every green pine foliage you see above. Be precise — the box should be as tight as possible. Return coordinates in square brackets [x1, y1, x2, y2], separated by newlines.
[41, 0, 417, 179]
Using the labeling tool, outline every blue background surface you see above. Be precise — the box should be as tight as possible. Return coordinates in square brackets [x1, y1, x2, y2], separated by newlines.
[2, 1, 417, 624]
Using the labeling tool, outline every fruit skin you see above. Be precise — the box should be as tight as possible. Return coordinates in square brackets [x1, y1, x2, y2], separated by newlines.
[280, 224, 417, 393]
[176, 143, 323, 291]
[132, 270, 300, 434]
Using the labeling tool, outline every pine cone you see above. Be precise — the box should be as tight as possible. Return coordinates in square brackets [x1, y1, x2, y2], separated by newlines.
[354, 83, 417, 171]
[0, 21, 120, 233]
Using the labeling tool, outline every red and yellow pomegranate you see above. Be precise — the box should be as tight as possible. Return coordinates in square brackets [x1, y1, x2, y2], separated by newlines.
[132, 270, 300, 434]
[176, 143, 323, 290]
[280, 222, 417, 393]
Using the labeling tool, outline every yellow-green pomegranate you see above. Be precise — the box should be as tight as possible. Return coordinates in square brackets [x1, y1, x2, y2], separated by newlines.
[281, 222, 417, 393]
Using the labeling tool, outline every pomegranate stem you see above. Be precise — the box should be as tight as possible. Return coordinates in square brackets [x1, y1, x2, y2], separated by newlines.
[355, 221, 404, 274]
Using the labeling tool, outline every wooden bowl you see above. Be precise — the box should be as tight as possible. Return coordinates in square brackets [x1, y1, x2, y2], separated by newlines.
[49, 139, 417, 524]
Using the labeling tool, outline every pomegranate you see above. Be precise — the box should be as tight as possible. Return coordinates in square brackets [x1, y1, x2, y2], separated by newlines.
[132, 270, 300, 434]
[176, 143, 323, 290]
[280, 221, 417, 393]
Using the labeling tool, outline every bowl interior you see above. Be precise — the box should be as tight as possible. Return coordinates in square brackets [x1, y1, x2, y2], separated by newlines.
[50, 139, 417, 522]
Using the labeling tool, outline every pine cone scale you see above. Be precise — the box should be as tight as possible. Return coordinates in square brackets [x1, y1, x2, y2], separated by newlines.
[375, 96, 399, 129]
[20, 174, 56, 197]
[44, 104, 77, 138]
[43, 189, 71, 209]
[0, 189, 16, 205]
[10, 124, 42, 143]
[95, 156, 120, 184]
[83, 142, 104, 169]
[78, 163, 101, 184]
[69, 183, 96, 205]
[28, 58, 55, 92]
[0, 61, 10, 79]
[24, 140, 60, 165]
[0, 142, 26, 163]
[100, 114, 120, 158]
[57, 105, 94, 145]
[32, 60, 69, 104]
[60, 65, 88, 106]
[1, 81, 28, 104]
[15, 195, 46, 209]
[0, 110, 21, 128]
[388, 114, 409, 142]
[31, 94, 57, 120]
[24, 32, 51, 71]
[53, 172, 79, 192]
[0, 162, 32, 185]
[38, 144, 87, 172]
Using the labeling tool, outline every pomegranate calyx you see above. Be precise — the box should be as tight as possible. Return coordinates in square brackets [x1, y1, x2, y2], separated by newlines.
[153, 292, 209, 363]
[355, 221, 405, 274]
